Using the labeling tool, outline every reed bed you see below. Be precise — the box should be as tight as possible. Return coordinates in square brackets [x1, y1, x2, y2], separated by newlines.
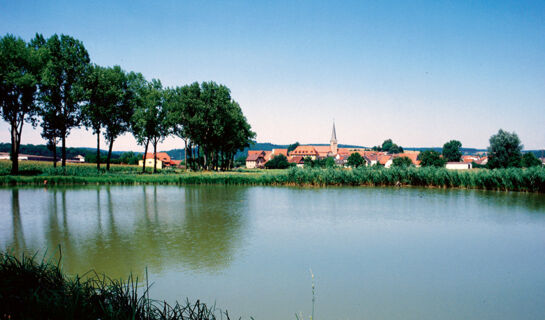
[0, 251, 236, 320]
[0, 160, 544, 192]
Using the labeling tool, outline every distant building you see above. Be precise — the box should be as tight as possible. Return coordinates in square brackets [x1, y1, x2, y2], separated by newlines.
[139, 152, 179, 168]
[246, 151, 267, 169]
[446, 162, 472, 170]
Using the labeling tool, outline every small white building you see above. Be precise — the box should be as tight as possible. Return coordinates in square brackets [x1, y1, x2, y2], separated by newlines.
[446, 162, 472, 170]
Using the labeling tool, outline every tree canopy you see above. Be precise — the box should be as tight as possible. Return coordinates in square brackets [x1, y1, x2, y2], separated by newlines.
[487, 129, 522, 169]
[521, 152, 541, 168]
[418, 150, 445, 167]
[0, 34, 40, 174]
[392, 156, 413, 168]
[347, 152, 364, 168]
[442, 140, 462, 162]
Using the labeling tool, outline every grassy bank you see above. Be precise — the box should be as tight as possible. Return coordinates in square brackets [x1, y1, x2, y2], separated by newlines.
[1, 160, 544, 192]
[0, 251, 235, 320]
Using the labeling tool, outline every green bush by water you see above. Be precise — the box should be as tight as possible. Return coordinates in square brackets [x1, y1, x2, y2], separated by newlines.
[0, 251, 236, 320]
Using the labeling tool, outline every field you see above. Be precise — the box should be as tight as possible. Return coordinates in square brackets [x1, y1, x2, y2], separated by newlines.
[0, 160, 544, 192]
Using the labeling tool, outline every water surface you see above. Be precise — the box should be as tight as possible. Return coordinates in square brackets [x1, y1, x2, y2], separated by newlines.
[1, 185, 544, 320]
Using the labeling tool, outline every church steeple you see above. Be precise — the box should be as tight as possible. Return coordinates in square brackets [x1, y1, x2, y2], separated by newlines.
[330, 121, 338, 155]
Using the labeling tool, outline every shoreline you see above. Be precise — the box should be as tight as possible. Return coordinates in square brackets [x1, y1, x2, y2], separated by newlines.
[0, 166, 544, 193]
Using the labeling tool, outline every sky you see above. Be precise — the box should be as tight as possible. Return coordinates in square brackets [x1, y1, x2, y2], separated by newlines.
[1, 0, 544, 151]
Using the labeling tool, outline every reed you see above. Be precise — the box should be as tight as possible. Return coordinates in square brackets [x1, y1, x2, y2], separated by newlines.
[0, 160, 544, 192]
[0, 251, 235, 320]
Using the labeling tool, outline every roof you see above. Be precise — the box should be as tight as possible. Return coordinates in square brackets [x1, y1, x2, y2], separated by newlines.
[288, 156, 304, 164]
[393, 152, 420, 165]
[378, 155, 393, 165]
[263, 151, 273, 161]
[290, 145, 319, 156]
[144, 152, 171, 161]
[272, 149, 288, 157]
[331, 122, 337, 142]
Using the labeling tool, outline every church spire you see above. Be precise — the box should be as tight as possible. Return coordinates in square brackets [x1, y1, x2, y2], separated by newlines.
[331, 121, 337, 143]
[330, 121, 338, 155]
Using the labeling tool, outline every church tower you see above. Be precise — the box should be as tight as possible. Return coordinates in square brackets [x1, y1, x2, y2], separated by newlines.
[330, 121, 338, 155]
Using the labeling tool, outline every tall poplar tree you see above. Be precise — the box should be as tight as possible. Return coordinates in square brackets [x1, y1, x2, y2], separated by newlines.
[35, 34, 90, 167]
[0, 34, 40, 174]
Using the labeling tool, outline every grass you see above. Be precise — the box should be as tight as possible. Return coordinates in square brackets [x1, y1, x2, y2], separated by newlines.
[0, 250, 238, 320]
[1, 160, 544, 193]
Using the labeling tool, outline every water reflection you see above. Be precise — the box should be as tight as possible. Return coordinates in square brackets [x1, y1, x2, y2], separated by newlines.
[5, 186, 249, 278]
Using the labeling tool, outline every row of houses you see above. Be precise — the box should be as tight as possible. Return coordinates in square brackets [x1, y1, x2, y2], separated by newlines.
[245, 123, 493, 170]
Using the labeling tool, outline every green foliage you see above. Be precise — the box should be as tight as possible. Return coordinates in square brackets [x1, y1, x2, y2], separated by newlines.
[347, 152, 364, 168]
[287, 142, 300, 153]
[522, 152, 542, 168]
[381, 139, 403, 154]
[302, 157, 336, 168]
[0, 34, 41, 174]
[392, 156, 413, 168]
[35, 33, 91, 166]
[419, 150, 446, 167]
[0, 251, 236, 320]
[265, 154, 290, 169]
[487, 129, 523, 169]
[164, 82, 255, 171]
[442, 140, 462, 162]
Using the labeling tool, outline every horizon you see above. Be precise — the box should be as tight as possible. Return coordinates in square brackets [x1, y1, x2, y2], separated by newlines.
[1, 1, 544, 151]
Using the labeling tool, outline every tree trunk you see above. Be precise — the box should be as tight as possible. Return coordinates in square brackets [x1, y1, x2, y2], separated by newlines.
[153, 140, 158, 173]
[106, 137, 114, 171]
[61, 132, 66, 167]
[10, 123, 19, 175]
[142, 140, 149, 173]
[52, 141, 57, 168]
[184, 139, 188, 170]
[96, 130, 101, 171]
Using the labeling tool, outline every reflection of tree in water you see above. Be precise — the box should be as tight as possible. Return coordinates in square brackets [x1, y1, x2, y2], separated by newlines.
[9, 189, 25, 254]
[36, 185, 249, 278]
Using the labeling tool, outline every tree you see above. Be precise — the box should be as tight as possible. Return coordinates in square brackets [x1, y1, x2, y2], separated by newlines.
[347, 152, 364, 168]
[35, 34, 90, 167]
[101, 66, 134, 170]
[129, 73, 152, 173]
[325, 157, 336, 168]
[418, 150, 446, 167]
[487, 129, 522, 169]
[381, 139, 393, 152]
[381, 139, 403, 154]
[392, 156, 413, 168]
[265, 154, 290, 169]
[0, 34, 40, 174]
[388, 144, 403, 154]
[82, 64, 108, 170]
[521, 152, 541, 168]
[287, 142, 300, 153]
[442, 140, 462, 162]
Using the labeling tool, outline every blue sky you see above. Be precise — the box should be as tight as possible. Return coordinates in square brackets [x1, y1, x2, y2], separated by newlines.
[1, 0, 544, 150]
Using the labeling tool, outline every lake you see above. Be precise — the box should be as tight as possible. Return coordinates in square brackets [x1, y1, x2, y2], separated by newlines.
[1, 185, 544, 319]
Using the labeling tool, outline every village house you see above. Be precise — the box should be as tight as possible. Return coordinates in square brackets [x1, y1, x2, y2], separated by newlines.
[139, 152, 180, 169]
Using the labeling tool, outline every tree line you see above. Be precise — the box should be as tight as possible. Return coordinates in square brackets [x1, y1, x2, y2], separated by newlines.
[0, 33, 255, 174]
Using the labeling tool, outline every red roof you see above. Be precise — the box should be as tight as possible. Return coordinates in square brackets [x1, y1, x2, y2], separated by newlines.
[272, 149, 288, 157]
[144, 152, 171, 162]
[288, 156, 304, 164]
[290, 146, 319, 156]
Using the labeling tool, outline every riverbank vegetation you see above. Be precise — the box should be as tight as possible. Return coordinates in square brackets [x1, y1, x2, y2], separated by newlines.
[0, 251, 235, 320]
[1, 160, 544, 193]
